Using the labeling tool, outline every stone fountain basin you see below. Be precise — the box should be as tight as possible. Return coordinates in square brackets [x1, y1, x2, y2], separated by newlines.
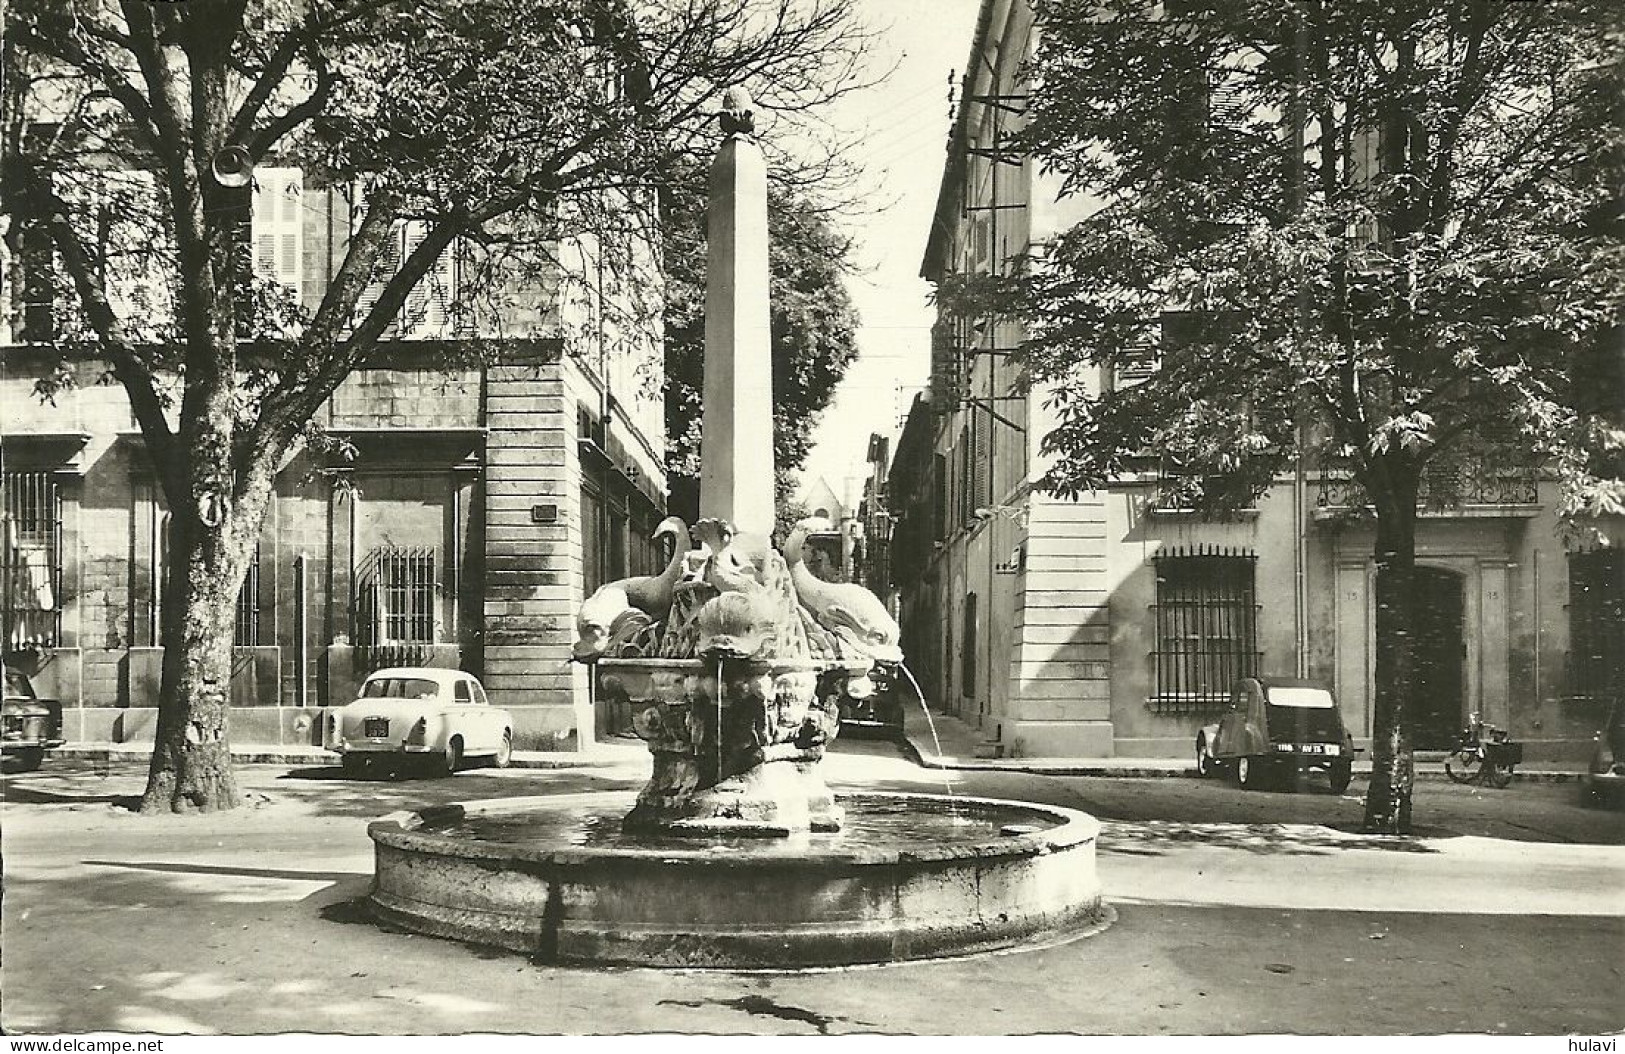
[367, 790, 1108, 968]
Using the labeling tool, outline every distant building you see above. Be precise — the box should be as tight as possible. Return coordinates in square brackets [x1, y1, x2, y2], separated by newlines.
[0, 171, 668, 750]
[898, 0, 1621, 761]
[795, 475, 862, 584]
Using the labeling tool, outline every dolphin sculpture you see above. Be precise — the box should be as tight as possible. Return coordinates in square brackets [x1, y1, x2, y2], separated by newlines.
[784, 522, 904, 664]
[689, 518, 779, 659]
[574, 516, 689, 662]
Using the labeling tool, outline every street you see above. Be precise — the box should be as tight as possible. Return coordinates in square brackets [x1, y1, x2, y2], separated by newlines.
[3, 737, 1622, 1035]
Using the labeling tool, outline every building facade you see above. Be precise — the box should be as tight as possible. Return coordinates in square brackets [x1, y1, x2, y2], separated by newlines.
[898, 0, 1622, 762]
[1, 173, 667, 750]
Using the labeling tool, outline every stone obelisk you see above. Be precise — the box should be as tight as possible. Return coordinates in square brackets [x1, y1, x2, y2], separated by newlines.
[698, 88, 775, 539]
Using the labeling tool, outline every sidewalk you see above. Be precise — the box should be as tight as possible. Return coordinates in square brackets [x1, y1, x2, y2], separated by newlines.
[895, 699, 1588, 782]
[45, 738, 648, 770]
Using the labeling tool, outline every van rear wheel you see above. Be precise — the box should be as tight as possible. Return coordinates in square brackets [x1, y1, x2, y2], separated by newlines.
[1329, 761, 1353, 794]
[1237, 756, 1261, 790]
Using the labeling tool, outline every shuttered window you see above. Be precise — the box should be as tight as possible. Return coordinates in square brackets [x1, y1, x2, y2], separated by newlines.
[252, 167, 303, 297]
[350, 185, 456, 339]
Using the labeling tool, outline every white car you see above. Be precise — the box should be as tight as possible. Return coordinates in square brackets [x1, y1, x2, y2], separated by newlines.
[324, 668, 513, 777]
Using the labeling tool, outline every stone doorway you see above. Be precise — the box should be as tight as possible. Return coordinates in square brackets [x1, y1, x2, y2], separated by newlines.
[1410, 566, 1466, 749]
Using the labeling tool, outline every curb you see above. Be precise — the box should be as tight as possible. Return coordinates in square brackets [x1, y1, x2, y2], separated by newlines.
[896, 736, 1585, 783]
[40, 746, 629, 771]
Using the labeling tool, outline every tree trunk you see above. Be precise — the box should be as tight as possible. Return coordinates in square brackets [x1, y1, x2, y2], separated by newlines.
[1362, 480, 1419, 834]
[138, 488, 267, 814]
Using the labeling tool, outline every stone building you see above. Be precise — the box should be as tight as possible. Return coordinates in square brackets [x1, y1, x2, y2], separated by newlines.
[0, 172, 667, 750]
[896, 0, 1622, 762]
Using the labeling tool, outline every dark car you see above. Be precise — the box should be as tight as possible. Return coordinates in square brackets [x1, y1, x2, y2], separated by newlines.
[1581, 697, 1625, 807]
[3, 666, 65, 771]
[1196, 676, 1357, 792]
[837, 660, 905, 736]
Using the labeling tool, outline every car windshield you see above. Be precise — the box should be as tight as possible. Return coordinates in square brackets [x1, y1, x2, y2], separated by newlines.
[1266, 688, 1335, 709]
[361, 677, 441, 700]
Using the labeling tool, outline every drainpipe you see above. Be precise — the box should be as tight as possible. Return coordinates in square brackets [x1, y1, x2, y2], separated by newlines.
[1294, 421, 1308, 677]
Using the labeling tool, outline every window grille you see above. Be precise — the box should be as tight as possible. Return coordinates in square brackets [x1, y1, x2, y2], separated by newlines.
[355, 545, 437, 670]
[1150, 545, 1259, 711]
[1567, 547, 1624, 703]
[2, 471, 62, 650]
[234, 546, 262, 647]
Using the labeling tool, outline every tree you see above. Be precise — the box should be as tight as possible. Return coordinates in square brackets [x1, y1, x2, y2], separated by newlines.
[661, 158, 861, 521]
[2, 0, 873, 813]
[939, 0, 1622, 831]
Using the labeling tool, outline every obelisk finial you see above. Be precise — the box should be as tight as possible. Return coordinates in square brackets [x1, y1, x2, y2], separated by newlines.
[720, 86, 755, 137]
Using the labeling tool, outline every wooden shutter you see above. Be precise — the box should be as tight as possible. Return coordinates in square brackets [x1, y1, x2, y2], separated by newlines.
[252, 167, 303, 297]
[397, 221, 455, 339]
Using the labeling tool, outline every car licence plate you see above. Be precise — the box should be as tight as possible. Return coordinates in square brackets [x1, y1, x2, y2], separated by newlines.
[363, 717, 389, 738]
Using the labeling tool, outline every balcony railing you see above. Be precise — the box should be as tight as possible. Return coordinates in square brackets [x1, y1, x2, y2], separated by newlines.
[1316, 449, 1539, 512]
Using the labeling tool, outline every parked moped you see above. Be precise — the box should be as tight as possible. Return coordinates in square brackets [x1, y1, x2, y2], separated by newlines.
[1444, 711, 1522, 788]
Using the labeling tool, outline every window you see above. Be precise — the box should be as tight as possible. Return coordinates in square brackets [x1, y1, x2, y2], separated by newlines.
[453, 679, 472, 703]
[2, 471, 61, 650]
[1151, 546, 1259, 709]
[581, 479, 605, 595]
[958, 424, 974, 528]
[356, 545, 437, 668]
[1568, 548, 1624, 703]
[351, 185, 457, 340]
[234, 545, 262, 647]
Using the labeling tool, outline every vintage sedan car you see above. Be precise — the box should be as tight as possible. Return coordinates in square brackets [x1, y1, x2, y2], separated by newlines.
[1581, 696, 1625, 807]
[323, 667, 513, 777]
[3, 666, 65, 771]
[837, 661, 906, 736]
[1196, 676, 1357, 792]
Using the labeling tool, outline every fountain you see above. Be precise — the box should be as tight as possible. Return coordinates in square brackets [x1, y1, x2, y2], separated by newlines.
[366, 89, 1109, 968]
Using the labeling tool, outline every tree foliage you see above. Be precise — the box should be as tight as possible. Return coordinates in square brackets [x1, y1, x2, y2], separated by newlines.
[661, 157, 861, 521]
[939, 0, 1623, 831]
[2, 0, 873, 812]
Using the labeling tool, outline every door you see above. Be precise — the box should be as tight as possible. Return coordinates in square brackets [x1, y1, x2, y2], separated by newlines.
[1411, 567, 1465, 749]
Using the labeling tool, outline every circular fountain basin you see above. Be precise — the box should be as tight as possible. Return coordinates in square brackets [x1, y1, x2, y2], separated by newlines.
[367, 791, 1108, 968]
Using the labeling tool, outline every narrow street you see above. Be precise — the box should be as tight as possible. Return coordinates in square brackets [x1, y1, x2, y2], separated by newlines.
[3, 740, 1621, 1035]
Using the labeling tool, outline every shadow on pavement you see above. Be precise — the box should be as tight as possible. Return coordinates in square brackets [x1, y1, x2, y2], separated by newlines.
[84, 859, 361, 883]
[1098, 820, 1440, 857]
[1, 784, 141, 809]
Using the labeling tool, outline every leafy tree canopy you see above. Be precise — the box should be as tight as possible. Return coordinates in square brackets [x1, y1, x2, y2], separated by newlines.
[942, 0, 1621, 525]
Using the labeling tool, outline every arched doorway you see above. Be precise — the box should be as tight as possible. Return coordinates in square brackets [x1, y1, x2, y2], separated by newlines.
[1411, 566, 1466, 748]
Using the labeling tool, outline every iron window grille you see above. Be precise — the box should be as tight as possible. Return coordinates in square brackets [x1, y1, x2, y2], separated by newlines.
[2, 471, 62, 651]
[1150, 545, 1260, 712]
[1567, 547, 1624, 704]
[234, 546, 262, 647]
[355, 545, 438, 670]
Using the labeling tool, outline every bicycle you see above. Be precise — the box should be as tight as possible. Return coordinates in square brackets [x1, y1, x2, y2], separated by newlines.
[1444, 711, 1522, 789]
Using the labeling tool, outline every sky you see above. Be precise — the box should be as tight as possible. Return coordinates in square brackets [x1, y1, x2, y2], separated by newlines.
[792, 0, 983, 512]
